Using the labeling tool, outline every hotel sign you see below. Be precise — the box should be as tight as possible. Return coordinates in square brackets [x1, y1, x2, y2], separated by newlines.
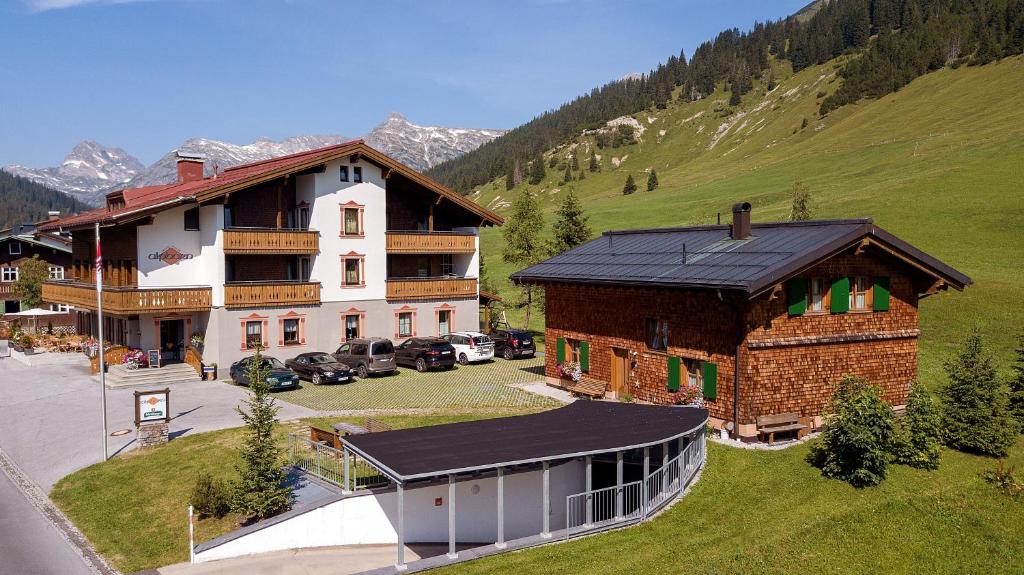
[148, 246, 194, 266]
[134, 388, 171, 426]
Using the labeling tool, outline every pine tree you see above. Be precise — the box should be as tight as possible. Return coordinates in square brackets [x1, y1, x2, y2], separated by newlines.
[528, 155, 546, 185]
[588, 150, 600, 172]
[622, 174, 637, 195]
[549, 189, 591, 255]
[577, 167, 585, 181]
[562, 163, 573, 184]
[570, 153, 579, 172]
[646, 169, 659, 191]
[790, 181, 812, 221]
[504, 161, 516, 191]
[940, 331, 1016, 457]
[502, 190, 545, 328]
[891, 381, 943, 470]
[13, 254, 49, 309]
[232, 346, 292, 521]
[1009, 335, 1024, 433]
[512, 159, 524, 188]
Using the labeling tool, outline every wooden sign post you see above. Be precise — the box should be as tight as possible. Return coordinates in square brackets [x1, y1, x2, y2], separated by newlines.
[134, 388, 171, 447]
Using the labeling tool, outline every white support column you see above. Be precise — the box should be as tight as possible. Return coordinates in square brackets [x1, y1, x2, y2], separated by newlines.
[615, 451, 624, 519]
[342, 445, 351, 494]
[678, 437, 687, 494]
[396, 482, 406, 570]
[541, 461, 551, 538]
[584, 455, 593, 526]
[662, 441, 669, 492]
[447, 475, 458, 559]
[496, 467, 506, 549]
[642, 447, 650, 515]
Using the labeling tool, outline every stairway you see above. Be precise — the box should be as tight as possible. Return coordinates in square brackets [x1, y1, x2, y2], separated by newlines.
[99, 362, 201, 389]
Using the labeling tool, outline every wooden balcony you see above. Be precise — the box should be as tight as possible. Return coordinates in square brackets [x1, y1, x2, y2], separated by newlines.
[42, 281, 212, 315]
[385, 231, 476, 254]
[385, 276, 478, 301]
[224, 281, 321, 308]
[223, 228, 320, 255]
[0, 283, 15, 298]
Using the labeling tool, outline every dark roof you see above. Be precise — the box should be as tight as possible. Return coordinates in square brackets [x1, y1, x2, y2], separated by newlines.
[511, 219, 971, 297]
[343, 402, 708, 481]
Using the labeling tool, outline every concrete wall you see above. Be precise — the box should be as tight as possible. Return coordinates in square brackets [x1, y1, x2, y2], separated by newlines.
[194, 460, 585, 564]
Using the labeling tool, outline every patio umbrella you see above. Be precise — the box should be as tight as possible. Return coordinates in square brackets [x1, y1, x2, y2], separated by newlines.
[5, 307, 62, 334]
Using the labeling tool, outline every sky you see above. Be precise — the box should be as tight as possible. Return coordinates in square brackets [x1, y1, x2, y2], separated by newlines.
[0, 0, 808, 167]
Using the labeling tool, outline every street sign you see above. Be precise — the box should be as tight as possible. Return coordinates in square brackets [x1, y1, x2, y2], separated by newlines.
[134, 388, 170, 426]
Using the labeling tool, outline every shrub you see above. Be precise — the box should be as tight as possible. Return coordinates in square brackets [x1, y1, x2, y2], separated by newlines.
[981, 461, 1023, 498]
[1009, 335, 1024, 434]
[808, 375, 895, 488]
[940, 332, 1015, 457]
[190, 472, 232, 519]
[891, 381, 942, 470]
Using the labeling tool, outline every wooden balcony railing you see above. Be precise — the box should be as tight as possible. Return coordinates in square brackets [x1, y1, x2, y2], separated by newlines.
[385, 276, 478, 301]
[224, 281, 321, 308]
[0, 283, 15, 298]
[385, 231, 476, 254]
[223, 228, 320, 255]
[42, 281, 212, 315]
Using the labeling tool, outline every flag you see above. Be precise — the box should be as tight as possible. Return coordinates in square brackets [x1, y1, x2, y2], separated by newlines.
[95, 226, 103, 292]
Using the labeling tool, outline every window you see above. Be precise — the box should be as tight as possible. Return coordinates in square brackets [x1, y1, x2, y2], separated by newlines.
[683, 358, 704, 388]
[339, 165, 349, 182]
[437, 309, 451, 336]
[282, 318, 300, 345]
[808, 277, 829, 313]
[417, 256, 430, 278]
[397, 312, 413, 338]
[223, 205, 234, 228]
[298, 205, 309, 230]
[342, 257, 363, 286]
[645, 317, 669, 351]
[566, 338, 582, 363]
[9, 242, 21, 255]
[245, 321, 263, 349]
[50, 303, 70, 312]
[343, 207, 361, 235]
[850, 276, 872, 311]
[440, 254, 454, 277]
[1, 267, 17, 282]
[344, 314, 361, 340]
[48, 265, 64, 280]
[353, 166, 363, 183]
[183, 207, 200, 231]
[299, 257, 311, 282]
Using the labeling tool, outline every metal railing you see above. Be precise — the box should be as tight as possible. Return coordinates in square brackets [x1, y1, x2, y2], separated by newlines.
[287, 433, 389, 491]
[565, 432, 706, 539]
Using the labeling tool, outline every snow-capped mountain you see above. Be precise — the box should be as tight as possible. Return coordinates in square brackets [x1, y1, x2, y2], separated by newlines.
[4, 141, 144, 205]
[364, 112, 505, 172]
[3, 114, 505, 206]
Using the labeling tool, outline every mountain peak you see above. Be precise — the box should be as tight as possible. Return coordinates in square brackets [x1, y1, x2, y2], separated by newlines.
[386, 112, 408, 122]
[365, 113, 505, 172]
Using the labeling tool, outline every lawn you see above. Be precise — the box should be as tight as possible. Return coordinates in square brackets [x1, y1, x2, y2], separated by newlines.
[272, 355, 558, 411]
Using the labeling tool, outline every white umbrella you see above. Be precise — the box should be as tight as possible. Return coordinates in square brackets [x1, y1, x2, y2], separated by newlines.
[5, 307, 62, 334]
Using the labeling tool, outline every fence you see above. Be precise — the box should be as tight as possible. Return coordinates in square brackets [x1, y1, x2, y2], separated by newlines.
[565, 432, 706, 539]
[287, 433, 390, 491]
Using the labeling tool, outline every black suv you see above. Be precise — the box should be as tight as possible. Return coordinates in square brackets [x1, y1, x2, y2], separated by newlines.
[490, 329, 536, 360]
[394, 337, 457, 372]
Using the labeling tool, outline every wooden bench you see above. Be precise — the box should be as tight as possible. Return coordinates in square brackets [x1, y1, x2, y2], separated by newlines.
[566, 377, 608, 399]
[310, 426, 343, 449]
[756, 413, 807, 445]
[364, 417, 394, 433]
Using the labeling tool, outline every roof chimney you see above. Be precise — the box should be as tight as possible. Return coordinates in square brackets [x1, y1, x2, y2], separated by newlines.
[175, 151, 206, 184]
[731, 202, 751, 240]
[47, 210, 60, 221]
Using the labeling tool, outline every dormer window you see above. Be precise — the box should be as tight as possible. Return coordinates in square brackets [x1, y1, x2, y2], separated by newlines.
[8, 242, 20, 255]
[339, 165, 349, 182]
[183, 207, 200, 231]
[353, 166, 363, 183]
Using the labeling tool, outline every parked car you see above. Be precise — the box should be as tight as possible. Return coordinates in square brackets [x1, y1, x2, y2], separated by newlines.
[334, 337, 397, 378]
[229, 355, 300, 390]
[285, 352, 354, 385]
[394, 337, 456, 372]
[490, 329, 536, 360]
[443, 331, 495, 365]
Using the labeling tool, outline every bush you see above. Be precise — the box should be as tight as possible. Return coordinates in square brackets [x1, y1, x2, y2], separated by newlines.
[981, 461, 1023, 498]
[190, 472, 231, 519]
[891, 381, 942, 470]
[808, 375, 895, 488]
[1009, 335, 1024, 434]
[940, 332, 1016, 457]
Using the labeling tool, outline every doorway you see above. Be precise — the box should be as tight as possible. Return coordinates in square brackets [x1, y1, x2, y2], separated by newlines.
[610, 347, 630, 396]
[159, 319, 185, 364]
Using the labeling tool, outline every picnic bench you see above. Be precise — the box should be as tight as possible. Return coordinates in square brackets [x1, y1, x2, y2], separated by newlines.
[311, 417, 396, 448]
[756, 412, 807, 445]
[566, 377, 608, 399]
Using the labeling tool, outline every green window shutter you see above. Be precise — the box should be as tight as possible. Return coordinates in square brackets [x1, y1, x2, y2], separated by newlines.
[579, 341, 590, 372]
[667, 356, 681, 392]
[830, 277, 850, 313]
[873, 276, 890, 311]
[556, 337, 565, 363]
[702, 361, 718, 400]
[786, 278, 808, 316]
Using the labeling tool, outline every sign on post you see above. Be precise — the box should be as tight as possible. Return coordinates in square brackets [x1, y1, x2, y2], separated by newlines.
[134, 388, 171, 447]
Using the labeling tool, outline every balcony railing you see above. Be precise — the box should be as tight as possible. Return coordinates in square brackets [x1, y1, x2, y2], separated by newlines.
[385, 276, 478, 301]
[385, 231, 476, 254]
[223, 228, 320, 255]
[224, 281, 321, 308]
[0, 283, 15, 298]
[41, 281, 212, 315]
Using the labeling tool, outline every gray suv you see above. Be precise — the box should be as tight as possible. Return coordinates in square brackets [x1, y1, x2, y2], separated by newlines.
[334, 338, 397, 378]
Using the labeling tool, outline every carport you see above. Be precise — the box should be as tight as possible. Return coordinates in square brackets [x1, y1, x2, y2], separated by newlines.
[341, 401, 708, 570]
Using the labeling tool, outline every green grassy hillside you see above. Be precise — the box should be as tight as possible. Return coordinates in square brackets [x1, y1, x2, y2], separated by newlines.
[475, 55, 1024, 382]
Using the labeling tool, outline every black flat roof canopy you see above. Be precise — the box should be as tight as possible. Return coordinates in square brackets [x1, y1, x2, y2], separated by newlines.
[342, 402, 708, 481]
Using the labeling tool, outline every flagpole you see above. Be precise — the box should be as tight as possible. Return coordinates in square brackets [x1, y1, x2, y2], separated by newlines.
[95, 222, 109, 462]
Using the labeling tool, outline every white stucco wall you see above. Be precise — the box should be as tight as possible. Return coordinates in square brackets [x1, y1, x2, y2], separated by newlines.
[136, 204, 223, 292]
[194, 460, 585, 564]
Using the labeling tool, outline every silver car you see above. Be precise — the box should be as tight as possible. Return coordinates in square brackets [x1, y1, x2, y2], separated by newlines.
[334, 337, 397, 378]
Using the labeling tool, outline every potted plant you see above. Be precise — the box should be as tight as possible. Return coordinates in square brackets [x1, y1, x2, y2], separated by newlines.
[557, 361, 582, 383]
[670, 384, 704, 408]
[19, 333, 35, 355]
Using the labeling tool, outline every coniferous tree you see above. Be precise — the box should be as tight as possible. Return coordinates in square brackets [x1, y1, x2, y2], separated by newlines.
[528, 154, 546, 185]
[646, 170, 659, 191]
[577, 167, 586, 181]
[790, 181, 812, 221]
[549, 189, 591, 255]
[891, 381, 943, 469]
[562, 163, 573, 184]
[512, 159, 524, 188]
[13, 255, 49, 309]
[504, 162, 516, 191]
[502, 190, 545, 328]
[232, 346, 291, 521]
[588, 150, 600, 172]
[622, 174, 637, 195]
[0, 171, 89, 229]
[941, 331, 1016, 457]
[1009, 335, 1024, 433]
[570, 153, 579, 172]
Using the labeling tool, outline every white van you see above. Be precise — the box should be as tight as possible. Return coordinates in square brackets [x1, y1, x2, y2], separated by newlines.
[442, 331, 495, 365]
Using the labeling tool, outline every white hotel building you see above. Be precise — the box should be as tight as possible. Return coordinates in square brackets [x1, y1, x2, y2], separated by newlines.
[40, 140, 502, 370]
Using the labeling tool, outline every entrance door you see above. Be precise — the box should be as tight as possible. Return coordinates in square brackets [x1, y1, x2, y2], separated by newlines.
[159, 319, 185, 364]
[610, 347, 629, 396]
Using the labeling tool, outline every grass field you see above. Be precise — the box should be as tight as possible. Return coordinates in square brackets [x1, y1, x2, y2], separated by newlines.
[476, 56, 1024, 386]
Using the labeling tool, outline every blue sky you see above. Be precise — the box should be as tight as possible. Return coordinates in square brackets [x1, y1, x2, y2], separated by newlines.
[1, 0, 807, 167]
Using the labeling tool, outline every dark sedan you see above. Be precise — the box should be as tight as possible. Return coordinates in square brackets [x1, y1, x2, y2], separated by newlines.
[286, 352, 354, 385]
[394, 337, 457, 372]
[229, 355, 300, 390]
